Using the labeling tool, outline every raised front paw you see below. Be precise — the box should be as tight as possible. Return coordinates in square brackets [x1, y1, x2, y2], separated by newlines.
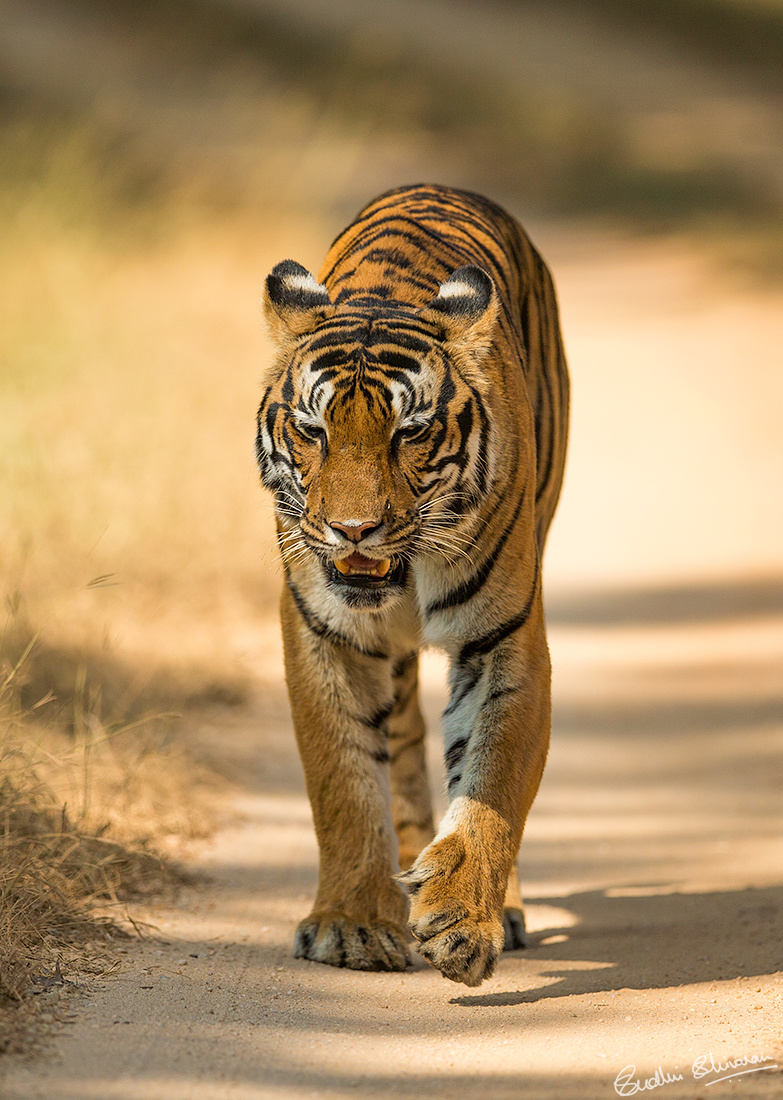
[414, 908, 504, 987]
[399, 837, 506, 987]
[294, 911, 410, 972]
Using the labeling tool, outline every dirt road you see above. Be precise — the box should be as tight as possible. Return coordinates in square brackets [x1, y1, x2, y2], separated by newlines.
[3, 626, 783, 1099]
[3, 239, 782, 1100]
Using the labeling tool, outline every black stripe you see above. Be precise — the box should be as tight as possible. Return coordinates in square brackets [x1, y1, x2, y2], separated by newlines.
[434, 369, 456, 417]
[287, 580, 388, 660]
[368, 701, 395, 730]
[332, 266, 436, 300]
[454, 400, 473, 454]
[392, 652, 417, 678]
[281, 368, 294, 404]
[373, 349, 421, 373]
[458, 560, 540, 665]
[445, 736, 469, 772]
[395, 680, 418, 715]
[322, 220, 454, 284]
[473, 394, 491, 498]
[532, 255, 555, 504]
[485, 685, 521, 705]
[309, 347, 352, 370]
[373, 326, 436, 352]
[443, 667, 481, 716]
[426, 486, 526, 615]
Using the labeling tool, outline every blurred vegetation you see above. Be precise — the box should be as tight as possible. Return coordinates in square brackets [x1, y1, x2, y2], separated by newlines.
[0, 93, 167, 245]
[559, 0, 783, 83]
[2, 0, 780, 238]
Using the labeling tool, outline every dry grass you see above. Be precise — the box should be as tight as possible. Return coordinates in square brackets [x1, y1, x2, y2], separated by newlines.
[0, 629, 224, 1054]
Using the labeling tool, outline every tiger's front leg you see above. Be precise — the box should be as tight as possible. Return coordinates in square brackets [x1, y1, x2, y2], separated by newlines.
[400, 584, 551, 987]
[280, 585, 410, 972]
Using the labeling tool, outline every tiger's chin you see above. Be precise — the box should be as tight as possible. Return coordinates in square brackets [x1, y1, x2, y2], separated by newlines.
[324, 554, 409, 610]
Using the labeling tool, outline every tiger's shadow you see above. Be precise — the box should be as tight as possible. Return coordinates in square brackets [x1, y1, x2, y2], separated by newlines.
[450, 882, 783, 1006]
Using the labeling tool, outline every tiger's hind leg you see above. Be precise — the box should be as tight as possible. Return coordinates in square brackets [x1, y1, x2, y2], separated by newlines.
[388, 653, 435, 872]
[503, 862, 527, 950]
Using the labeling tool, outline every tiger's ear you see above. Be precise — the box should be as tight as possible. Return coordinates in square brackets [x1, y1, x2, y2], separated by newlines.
[263, 260, 334, 343]
[423, 265, 499, 384]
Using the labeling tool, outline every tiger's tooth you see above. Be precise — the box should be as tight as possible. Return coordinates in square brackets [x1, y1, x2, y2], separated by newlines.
[375, 559, 392, 577]
[335, 559, 352, 575]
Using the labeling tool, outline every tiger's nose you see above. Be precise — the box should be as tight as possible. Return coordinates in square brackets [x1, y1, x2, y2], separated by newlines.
[328, 519, 382, 543]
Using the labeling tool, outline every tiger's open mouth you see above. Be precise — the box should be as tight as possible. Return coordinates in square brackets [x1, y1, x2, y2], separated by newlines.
[328, 552, 404, 589]
[335, 552, 391, 578]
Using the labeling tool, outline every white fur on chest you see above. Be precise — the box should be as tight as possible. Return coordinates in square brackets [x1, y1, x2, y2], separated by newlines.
[305, 567, 422, 656]
[415, 558, 481, 652]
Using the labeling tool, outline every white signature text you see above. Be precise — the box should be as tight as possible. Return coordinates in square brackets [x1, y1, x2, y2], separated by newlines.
[614, 1051, 778, 1095]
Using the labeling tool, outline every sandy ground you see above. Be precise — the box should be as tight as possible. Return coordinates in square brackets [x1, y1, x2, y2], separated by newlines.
[2, 239, 782, 1100]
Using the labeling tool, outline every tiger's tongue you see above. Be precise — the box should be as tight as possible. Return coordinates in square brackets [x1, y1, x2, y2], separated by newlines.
[344, 552, 377, 569]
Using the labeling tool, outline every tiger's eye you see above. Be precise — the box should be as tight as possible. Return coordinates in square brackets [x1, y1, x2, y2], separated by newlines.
[393, 423, 429, 447]
[294, 421, 327, 448]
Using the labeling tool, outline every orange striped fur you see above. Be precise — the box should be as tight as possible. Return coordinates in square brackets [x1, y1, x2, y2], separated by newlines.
[257, 184, 568, 985]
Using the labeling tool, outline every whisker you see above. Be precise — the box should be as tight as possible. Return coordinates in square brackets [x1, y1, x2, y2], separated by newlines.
[418, 489, 474, 514]
[419, 527, 475, 551]
[415, 532, 471, 567]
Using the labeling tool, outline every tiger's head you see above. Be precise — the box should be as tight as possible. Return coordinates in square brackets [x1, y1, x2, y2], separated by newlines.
[256, 260, 500, 609]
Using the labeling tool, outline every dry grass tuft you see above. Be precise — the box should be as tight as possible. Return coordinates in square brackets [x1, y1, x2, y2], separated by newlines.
[0, 630, 221, 1054]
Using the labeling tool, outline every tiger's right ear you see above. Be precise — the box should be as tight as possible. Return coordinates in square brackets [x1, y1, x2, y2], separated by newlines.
[262, 260, 334, 343]
[420, 265, 499, 389]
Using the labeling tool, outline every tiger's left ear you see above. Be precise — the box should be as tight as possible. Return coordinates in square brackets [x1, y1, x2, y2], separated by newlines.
[422, 265, 500, 386]
[263, 260, 335, 344]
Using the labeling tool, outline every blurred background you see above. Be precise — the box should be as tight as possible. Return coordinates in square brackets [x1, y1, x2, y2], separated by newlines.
[2, 0, 782, 703]
[1, 0, 782, 1055]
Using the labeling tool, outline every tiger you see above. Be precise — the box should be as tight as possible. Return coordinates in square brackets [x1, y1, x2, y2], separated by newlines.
[256, 183, 569, 987]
